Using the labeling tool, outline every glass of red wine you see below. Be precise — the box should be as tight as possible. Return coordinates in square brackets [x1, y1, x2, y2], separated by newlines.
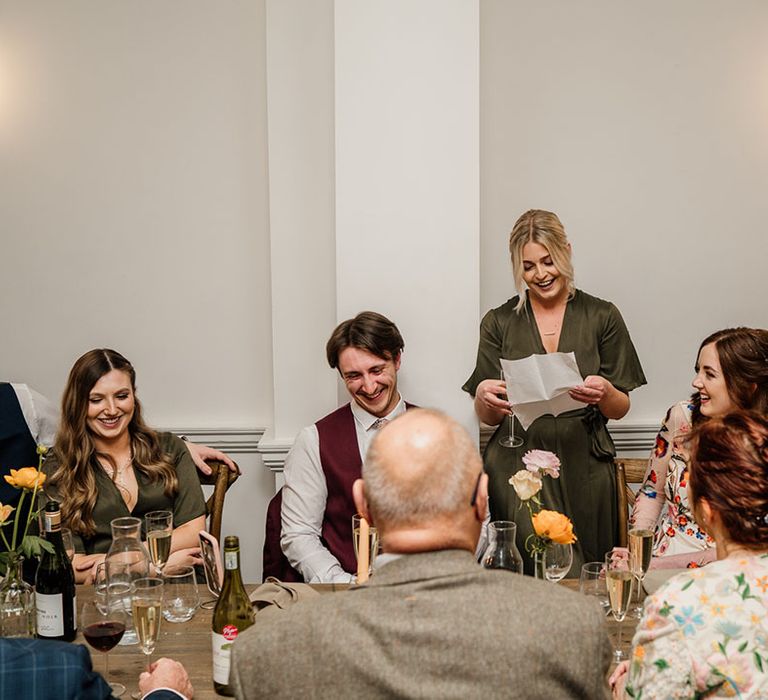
[82, 595, 127, 697]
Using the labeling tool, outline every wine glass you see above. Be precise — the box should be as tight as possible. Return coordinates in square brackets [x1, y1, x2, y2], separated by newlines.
[543, 543, 573, 582]
[352, 514, 379, 582]
[498, 369, 523, 448]
[628, 527, 653, 618]
[82, 593, 127, 697]
[579, 561, 609, 612]
[162, 565, 199, 623]
[131, 577, 163, 698]
[61, 528, 75, 561]
[145, 511, 173, 575]
[605, 553, 634, 662]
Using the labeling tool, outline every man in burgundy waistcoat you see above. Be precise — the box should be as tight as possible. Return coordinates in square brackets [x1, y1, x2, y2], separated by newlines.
[273, 311, 414, 583]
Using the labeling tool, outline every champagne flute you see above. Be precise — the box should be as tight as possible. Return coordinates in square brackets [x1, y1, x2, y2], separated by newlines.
[352, 514, 379, 582]
[498, 369, 523, 448]
[543, 543, 573, 582]
[145, 511, 173, 575]
[628, 528, 654, 618]
[579, 561, 609, 612]
[131, 577, 163, 699]
[605, 553, 633, 662]
[61, 528, 75, 561]
[82, 595, 127, 697]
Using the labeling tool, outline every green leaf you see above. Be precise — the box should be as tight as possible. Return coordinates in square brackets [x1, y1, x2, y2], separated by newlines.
[718, 641, 727, 657]
[20, 535, 54, 559]
[653, 659, 670, 671]
[755, 651, 764, 672]
[738, 641, 748, 653]
[681, 578, 694, 591]
[659, 602, 673, 617]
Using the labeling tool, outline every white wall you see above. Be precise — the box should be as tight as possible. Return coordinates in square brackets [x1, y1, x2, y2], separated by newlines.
[335, 0, 480, 430]
[481, 0, 768, 425]
[0, 0, 274, 580]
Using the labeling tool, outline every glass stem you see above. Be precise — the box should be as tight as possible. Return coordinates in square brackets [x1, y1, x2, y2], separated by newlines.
[104, 651, 110, 679]
[617, 619, 622, 655]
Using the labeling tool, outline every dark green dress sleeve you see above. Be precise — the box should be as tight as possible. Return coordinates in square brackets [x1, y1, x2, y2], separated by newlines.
[156, 432, 207, 528]
[596, 302, 647, 394]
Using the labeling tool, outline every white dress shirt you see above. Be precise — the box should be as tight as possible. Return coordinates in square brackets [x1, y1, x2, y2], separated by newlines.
[11, 383, 59, 448]
[281, 396, 406, 583]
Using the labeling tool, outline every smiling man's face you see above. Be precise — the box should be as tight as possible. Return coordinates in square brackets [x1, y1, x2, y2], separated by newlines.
[338, 346, 401, 418]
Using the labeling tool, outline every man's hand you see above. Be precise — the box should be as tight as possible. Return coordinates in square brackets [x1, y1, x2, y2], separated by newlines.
[139, 658, 194, 699]
[183, 441, 238, 476]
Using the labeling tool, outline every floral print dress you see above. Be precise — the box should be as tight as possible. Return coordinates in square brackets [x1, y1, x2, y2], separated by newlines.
[625, 553, 768, 698]
[629, 401, 714, 563]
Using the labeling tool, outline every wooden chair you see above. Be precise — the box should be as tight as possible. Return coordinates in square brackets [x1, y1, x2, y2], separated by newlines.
[197, 459, 239, 542]
[615, 458, 649, 547]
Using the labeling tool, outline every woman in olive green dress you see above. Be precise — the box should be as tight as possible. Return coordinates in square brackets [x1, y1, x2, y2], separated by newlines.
[464, 210, 646, 575]
[44, 349, 207, 583]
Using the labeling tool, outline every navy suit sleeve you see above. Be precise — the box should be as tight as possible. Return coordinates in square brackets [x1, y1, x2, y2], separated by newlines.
[0, 638, 113, 700]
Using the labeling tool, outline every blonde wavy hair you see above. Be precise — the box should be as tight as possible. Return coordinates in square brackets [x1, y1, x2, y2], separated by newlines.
[509, 209, 575, 313]
[49, 349, 178, 537]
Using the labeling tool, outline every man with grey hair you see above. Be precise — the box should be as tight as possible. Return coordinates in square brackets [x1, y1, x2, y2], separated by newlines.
[233, 409, 611, 699]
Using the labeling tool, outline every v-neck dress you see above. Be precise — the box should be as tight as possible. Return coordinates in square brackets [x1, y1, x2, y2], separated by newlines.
[463, 289, 646, 575]
[44, 432, 207, 554]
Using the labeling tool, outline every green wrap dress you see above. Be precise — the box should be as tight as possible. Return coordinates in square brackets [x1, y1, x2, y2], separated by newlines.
[463, 289, 646, 575]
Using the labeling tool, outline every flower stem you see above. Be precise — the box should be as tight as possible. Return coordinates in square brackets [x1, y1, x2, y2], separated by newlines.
[11, 490, 25, 551]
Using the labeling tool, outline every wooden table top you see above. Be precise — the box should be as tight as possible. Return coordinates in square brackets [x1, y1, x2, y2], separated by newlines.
[78, 579, 639, 699]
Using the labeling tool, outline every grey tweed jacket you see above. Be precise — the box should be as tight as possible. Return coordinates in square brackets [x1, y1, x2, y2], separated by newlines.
[231, 549, 611, 699]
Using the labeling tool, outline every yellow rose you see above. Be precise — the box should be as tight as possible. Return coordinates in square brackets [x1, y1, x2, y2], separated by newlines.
[0, 503, 14, 523]
[509, 470, 542, 501]
[532, 509, 577, 544]
[4, 467, 47, 491]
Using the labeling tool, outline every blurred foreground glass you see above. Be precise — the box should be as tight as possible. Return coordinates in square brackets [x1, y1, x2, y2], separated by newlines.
[481, 521, 523, 573]
[61, 528, 75, 561]
[131, 577, 163, 699]
[162, 565, 198, 623]
[352, 514, 379, 581]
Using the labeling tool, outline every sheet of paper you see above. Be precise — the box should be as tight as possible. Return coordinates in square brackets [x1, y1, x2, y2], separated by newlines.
[500, 352, 584, 430]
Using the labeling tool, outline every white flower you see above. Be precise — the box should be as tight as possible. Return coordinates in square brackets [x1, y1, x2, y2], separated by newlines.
[509, 470, 542, 501]
[522, 449, 561, 478]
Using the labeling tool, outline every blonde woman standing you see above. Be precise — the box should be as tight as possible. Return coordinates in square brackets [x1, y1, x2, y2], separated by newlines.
[464, 209, 646, 574]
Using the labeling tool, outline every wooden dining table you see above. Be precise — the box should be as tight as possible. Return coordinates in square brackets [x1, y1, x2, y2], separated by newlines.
[78, 579, 640, 699]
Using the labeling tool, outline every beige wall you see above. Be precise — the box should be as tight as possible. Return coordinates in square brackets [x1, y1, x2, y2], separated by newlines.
[481, 0, 768, 423]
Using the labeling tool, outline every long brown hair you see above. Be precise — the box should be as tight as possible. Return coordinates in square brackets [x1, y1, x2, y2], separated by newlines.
[691, 328, 768, 425]
[49, 349, 178, 537]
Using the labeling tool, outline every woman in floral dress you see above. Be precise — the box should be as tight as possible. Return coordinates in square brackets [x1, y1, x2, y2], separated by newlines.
[629, 327, 768, 569]
[611, 410, 768, 698]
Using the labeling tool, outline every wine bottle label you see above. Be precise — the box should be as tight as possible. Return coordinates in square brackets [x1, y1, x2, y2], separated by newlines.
[44, 511, 61, 533]
[212, 629, 239, 684]
[224, 551, 238, 570]
[36, 593, 65, 636]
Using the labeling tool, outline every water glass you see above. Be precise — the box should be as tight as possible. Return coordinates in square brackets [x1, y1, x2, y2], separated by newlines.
[162, 565, 198, 623]
[579, 561, 609, 611]
[61, 528, 75, 561]
[543, 543, 573, 582]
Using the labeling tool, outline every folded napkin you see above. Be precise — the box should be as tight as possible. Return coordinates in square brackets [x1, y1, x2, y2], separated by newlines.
[249, 577, 319, 613]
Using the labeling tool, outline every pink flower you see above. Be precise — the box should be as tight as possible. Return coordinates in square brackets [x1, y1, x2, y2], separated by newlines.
[522, 450, 561, 478]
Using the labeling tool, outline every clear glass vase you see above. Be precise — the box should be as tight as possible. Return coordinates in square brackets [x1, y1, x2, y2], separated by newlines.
[105, 517, 150, 646]
[0, 552, 36, 637]
[481, 521, 524, 573]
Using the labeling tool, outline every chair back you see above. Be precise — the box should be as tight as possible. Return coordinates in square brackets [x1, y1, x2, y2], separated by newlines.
[262, 488, 303, 583]
[198, 460, 239, 542]
[615, 458, 649, 547]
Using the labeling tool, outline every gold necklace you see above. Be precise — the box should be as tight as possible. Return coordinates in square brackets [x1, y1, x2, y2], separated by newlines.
[101, 454, 133, 494]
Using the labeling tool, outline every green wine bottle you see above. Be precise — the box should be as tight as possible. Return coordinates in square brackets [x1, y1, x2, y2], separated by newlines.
[35, 500, 77, 641]
[211, 535, 254, 695]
